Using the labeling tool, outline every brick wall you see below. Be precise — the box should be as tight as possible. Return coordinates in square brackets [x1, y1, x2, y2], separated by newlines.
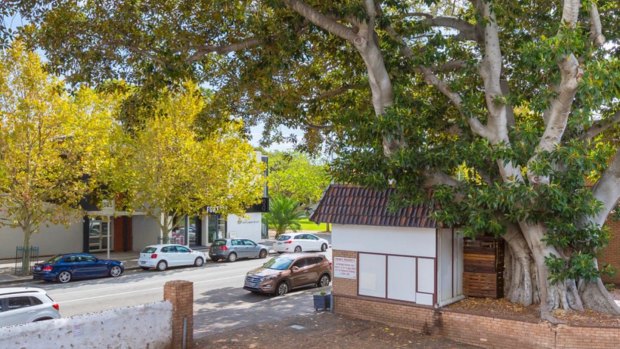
[164, 280, 194, 349]
[333, 249, 620, 348]
[332, 250, 358, 297]
[334, 296, 620, 348]
[599, 219, 620, 284]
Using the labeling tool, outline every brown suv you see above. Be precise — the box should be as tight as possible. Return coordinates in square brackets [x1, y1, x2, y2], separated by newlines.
[244, 253, 332, 296]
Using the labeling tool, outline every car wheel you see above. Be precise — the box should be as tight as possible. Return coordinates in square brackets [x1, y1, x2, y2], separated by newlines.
[156, 260, 168, 271]
[227, 252, 237, 262]
[140, 267, 149, 271]
[259, 249, 268, 258]
[57, 271, 72, 283]
[110, 266, 123, 277]
[294, 246, 302, 253]
[321, 243, 328, 252]
[318, 274, 331, 287]
[276, 281, 289, 296]
[194, 257, 204, 267]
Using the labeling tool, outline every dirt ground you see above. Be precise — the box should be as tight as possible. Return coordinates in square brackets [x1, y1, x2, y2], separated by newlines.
[195, 312, 479, 349]
[195, 288, 620, 349]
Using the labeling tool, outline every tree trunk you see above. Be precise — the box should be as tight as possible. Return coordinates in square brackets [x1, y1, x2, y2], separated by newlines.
[503, 226, 535, 306]
[20, 224, 33, 276]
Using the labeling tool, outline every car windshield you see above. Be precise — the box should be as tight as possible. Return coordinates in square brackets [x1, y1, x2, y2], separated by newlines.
[277, 235, 291, 241]
[212, 240, 227, 246]
[44, 255, 64, 264]
[141, 247, 157, 253]
[263, 257, 294, 270]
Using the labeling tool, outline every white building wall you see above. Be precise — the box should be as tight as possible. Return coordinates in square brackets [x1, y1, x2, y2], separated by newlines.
[0, 301, 172, 349]
[333, 224, 436, 257]
[334, 224, 437, 306]
[227, 213, 262, 242]
[132, 215, 161, 251]
[0, 218, 83, 259]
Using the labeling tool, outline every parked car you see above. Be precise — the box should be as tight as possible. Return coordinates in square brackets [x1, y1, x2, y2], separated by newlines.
[209, 238, 269, 262]
[138, 244, 205, 271]
[273, 233, 329, 253]
[32, 253, 124, 283]
[0, 287, 60, 327]
[244, 253, 332, 296]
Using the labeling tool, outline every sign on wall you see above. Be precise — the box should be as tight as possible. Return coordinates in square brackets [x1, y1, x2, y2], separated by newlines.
[334, 257, 357, 279]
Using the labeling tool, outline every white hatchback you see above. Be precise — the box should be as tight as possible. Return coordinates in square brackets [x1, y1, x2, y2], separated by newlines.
[0, 287, 61, 327]
[138, 244, 206, 271]
[273, 233, 330, 253]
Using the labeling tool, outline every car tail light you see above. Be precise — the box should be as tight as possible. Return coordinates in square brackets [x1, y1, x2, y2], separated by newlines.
[219, 246, 228, 251]
[52, 303, 60, 311]
[150, 253, 158, 259]
[284, 240, 292, 244]
[42, 265, 53, 272]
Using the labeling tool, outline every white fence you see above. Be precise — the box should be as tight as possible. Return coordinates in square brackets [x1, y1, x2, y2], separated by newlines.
[0, 301, 172, 349]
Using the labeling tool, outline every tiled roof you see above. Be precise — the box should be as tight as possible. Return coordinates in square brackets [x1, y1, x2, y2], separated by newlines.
[310, 184, 437, 228]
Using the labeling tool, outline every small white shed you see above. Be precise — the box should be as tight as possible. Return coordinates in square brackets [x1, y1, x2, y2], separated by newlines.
[311, 184, 464, 307]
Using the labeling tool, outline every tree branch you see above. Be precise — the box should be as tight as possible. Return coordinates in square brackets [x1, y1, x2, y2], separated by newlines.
[417, 66, 493, 140]
[562, 0, 581, 28]
[527, 54, 582, 185]
[589, 3, 606, 47]
[407, 13, 482, 43]
[590, 150, 620, 227]
[186, 38, 263, 63]
[583, 110, 620, 141]
[283, 0, 358, 42]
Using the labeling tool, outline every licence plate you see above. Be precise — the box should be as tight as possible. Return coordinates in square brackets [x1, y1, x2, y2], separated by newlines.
[33, 266, 41, 271]
[140, 261, 146, 265]
[245, 281, 258, 288]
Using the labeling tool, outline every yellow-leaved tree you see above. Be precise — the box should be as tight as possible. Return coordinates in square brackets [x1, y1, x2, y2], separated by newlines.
[125, 82, 265, 239]
[0, 42, 120, 274]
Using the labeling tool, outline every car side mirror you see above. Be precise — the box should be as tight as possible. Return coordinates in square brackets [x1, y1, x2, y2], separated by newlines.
[292, 266, 300, 272]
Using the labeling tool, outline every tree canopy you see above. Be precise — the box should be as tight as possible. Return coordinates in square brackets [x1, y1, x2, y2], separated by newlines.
[0, 42, 121, 273]
[120, 82, 265, 237]
[267, 151, 330, 208]
[4, 0, 620, 318]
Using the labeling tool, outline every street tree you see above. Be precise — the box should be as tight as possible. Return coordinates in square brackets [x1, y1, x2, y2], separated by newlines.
[122, 82, 265, 239]
[268, 151, 330, 209]
[263, 195, 305, 237]
[6, 0, 620, 319]
[0, 42, 120, 274]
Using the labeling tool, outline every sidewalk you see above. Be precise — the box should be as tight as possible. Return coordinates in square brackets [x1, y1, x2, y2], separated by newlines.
[0, 240, 279, 287]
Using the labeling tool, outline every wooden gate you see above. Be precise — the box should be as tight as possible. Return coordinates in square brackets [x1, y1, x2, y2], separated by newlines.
[463, 237, 504, 298]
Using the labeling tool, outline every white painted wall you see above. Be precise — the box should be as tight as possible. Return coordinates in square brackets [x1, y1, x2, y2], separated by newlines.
[0, 218, 83, 259]
[132, 215, 161, 251]
[227, 213, 262, 242]
[0, 301, 172, 349]
[437, 229, 464, 306]
[333, 224, 436, 257]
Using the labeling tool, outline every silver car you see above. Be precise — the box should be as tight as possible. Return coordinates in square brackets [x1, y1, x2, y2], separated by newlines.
[209, 239, 269, 262]
[0, 287, 60, 327]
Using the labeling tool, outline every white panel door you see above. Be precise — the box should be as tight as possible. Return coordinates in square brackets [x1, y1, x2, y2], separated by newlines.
[387, 256, 416, 302]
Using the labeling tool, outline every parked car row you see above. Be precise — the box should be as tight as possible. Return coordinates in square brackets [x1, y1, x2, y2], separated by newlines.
[30, 233, 330, 284]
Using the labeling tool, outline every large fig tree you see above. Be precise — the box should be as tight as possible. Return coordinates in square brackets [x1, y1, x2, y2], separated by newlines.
[4, 0, 620, 319]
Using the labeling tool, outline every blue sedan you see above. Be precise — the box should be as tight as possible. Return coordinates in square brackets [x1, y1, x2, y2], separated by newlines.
[32, 253, 124, 283]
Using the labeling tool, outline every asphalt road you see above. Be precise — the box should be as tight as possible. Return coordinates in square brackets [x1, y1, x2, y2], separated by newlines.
[25, 243, 333, 336]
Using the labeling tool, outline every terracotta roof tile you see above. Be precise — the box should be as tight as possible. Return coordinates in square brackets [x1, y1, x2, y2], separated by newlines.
[310, 184, 437, 228]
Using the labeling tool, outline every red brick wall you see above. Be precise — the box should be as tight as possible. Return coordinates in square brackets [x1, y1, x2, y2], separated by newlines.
[332, 250, 358, 297]
[334, 296, 620, 348]
[599, 219, 620, 284]
[164, 280, 193, 349]
[333, 249, 620, 348]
